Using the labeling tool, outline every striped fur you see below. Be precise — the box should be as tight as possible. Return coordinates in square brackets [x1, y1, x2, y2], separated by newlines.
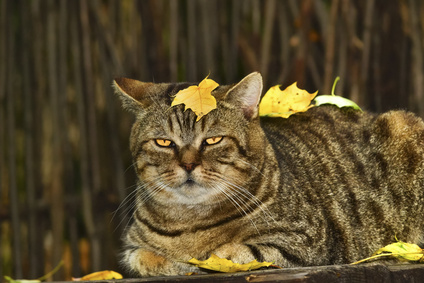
[113, 73, 424, 276]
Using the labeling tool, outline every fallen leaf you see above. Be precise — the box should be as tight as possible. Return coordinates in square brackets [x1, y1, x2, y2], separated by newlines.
[187, 253, 274, 273]
[72, 270, 123, 281]
[171, 75, 219, 121]
[313, 77, 362, 111]
[4, 276, 40, 283]
[4, 261, 63, 283]
[351, 240, 424, 265]
[259, 83, 317, 118]
[373, 241, 424, 262]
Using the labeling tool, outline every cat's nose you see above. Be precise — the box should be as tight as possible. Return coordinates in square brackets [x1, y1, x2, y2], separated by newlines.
[181, 163, 197, 173]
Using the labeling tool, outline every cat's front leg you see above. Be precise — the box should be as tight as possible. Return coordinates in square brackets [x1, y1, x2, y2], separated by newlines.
[212, 243, 258, 264]
[123, 247, 200, 276]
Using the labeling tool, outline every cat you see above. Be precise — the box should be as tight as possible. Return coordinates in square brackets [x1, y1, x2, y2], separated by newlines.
[113, 72, 424, 277]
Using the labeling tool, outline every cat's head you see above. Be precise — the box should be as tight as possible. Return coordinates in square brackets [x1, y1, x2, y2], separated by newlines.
[113, 73, 267, 206]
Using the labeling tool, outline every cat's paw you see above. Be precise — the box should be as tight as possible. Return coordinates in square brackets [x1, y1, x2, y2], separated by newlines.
[124, 249, 200, 276]
[213, 243, 256, 264]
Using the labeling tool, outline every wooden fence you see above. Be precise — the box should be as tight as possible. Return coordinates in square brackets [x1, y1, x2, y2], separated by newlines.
[1, 0, 423, 281]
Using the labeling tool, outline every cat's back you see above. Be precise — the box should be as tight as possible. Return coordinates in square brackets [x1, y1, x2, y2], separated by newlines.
[260, 105, 424, 172]
[259, 106, 424, 260]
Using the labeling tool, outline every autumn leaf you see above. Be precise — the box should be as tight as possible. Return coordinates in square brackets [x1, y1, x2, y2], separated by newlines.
[4, 277, 40, 283]
[171, 75, 219, 121]
[259, 82, 317, 118]
[4, 261, 63, 283]
[72, 270, 123, 281]
[187, 253, 274, 273]
[313, 77, 362, 111]
[351, 240, 424, 265]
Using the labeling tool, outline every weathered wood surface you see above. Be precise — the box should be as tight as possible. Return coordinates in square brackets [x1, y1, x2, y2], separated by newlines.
[56, 263, 424, 283]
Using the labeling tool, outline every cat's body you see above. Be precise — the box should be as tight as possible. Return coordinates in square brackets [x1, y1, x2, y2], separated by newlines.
[113, 73, 424, 276]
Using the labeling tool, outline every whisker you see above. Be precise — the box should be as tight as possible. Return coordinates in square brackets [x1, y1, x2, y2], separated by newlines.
[235, 158, 266, 178]
[210, 183, 260, 234]
[218, 176, 278, 227]
[113, 175, 169, 231]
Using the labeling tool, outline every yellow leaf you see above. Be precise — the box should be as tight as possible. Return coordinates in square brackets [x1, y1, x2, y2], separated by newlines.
[72, 270, 123, 281]
[259, 83, 317, 118]
[187, 254, 274, 273]
[4, 276, 40, 283]
[373, 241, 424, 262]
[4, 261, 63, 283]
[171, 76, 219, 121]
[351, 240, 424, 265]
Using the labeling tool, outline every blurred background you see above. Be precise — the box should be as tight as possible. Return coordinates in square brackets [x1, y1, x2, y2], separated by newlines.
[1, 0, 424, 280]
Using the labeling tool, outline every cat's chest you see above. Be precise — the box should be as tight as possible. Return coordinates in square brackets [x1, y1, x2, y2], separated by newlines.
[140, 212, 254, 259]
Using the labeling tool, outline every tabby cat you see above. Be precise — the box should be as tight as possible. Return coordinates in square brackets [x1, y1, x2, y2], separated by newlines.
[113, 72, 424, 277]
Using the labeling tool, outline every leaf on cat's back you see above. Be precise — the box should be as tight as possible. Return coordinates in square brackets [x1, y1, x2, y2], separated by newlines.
[171, 75, 219, 121]
[313, 77, 362, 111]
[187, 253, 274, 273]
[259, 82, 317, 118]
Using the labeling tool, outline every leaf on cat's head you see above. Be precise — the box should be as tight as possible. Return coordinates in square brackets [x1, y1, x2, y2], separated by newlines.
[259, 82, 317, 118]
[171, 76, 219, 121]
[187, 253, 275, 273]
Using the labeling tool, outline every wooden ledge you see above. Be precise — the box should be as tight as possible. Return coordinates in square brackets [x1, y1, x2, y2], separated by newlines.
[55, 263, 424, 283]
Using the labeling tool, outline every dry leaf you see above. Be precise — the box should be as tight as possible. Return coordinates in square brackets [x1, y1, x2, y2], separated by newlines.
[259, 82, 317, 118]
[4, 261, 63, 283]
[72, 270, 123, 281]
[171, 75, 219, 121]
[373, 241, 424, 262]
[351, 240, 424, 265]
[187, 253, 274, 273]
[4, 277, 40, 283]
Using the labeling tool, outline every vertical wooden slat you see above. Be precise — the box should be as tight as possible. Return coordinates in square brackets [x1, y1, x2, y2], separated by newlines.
[169, 0, 178, 81]
[360, 0, 375, 106]
[276, 1, 292, 84]
[30, 0, 47, 276]
[323, 0, 339, 93]
[76, 0, 101, 272]
[19, 0, 38, 277]
[187, 1, 197, 81]
[67, 4, 82, 277]
[6, 0, 23, 278]
[228, 0, 240, 82]
[408, 0, 424, 115]
[46, 0, 65, 279]
[0, 0, 8, 276]
[80, 0, 101, 197]
[260, 0, 276, 85]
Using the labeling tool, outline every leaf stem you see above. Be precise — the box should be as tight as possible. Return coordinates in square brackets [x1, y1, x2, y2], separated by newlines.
[37, 260, 64, 281]
[350, 252, 424, 265]
[331, 77, 340, 96]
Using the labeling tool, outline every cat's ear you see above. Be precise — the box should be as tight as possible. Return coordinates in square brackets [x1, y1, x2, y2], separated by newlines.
[225, 72, 263, 119]
[112, 78, 155, 113]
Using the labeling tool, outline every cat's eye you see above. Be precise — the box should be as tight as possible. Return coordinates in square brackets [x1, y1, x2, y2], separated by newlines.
[155, 139, 174, 147]
[204, 136, 223, 145]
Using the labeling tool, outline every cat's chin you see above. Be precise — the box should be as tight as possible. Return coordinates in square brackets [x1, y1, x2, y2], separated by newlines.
[162, 181, 219, 205]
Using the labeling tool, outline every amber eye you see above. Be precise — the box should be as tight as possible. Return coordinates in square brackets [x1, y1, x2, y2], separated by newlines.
[155, 139, 174, 147]
[204, 136, 223, 145]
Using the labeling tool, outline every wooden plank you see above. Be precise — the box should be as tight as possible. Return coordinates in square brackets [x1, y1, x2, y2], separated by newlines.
[55, 264, 424, 283]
